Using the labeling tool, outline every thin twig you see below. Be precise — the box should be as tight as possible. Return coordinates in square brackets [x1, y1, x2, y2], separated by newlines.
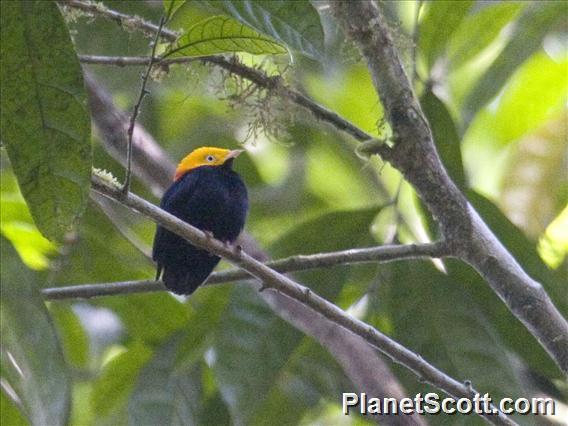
[42, 241, 450, 299]
[122, 16, 165, 193]
[67, 0, 382, 147]
[79, 54, 199, 67]
[64, 0, 178, 40]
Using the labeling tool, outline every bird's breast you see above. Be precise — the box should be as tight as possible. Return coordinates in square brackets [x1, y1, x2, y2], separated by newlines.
[179, 168, 248, 242]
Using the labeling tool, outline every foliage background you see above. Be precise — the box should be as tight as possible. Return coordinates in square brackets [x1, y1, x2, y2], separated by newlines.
[1, 1, 567, 425]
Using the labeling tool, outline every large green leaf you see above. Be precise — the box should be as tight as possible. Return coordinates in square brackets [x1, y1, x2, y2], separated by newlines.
[251, 339, 352, 426]
[419, 0, 474, 70]
[174, 0, 325, 61]
[0, 170, 57, 270]
[492, 53, 568, 146]
[166, 15, 287, 58]
[92, 342, 153, 424]
[128, 333, 202, 426]
[448, 2, 525, 68]
[1, 391, 27, 426]
[125, 286, 230, 425]
[0, 1, 92, 242]
[53, 201, 152, 286]
[49, 304, 90, 369]
[213, 208, 379, 424]
[0, 237, 71, 425]
[101, 293, 190, 346]
[214, 285, 302, 426]
[374, 259, 527, 422]
[462, 2, 566, 124]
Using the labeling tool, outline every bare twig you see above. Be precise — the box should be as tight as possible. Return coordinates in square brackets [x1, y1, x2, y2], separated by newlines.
[87, 173, 513, 426]
[330, 1, 568, 374]
[122, 16, 165, 193]
[63, 0, 178, 40]
[42, 241, 449, 299]
[79, 54, 199, 67]
[67, 0, 381, 146]
[85, 74, 174, 196]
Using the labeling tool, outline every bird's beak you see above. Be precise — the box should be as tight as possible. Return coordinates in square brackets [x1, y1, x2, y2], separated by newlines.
[226, 149, 244, 160]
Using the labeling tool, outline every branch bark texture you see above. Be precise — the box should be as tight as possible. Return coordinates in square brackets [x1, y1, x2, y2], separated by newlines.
[43, 242, 449, 299]
[329, 0, 568, 374]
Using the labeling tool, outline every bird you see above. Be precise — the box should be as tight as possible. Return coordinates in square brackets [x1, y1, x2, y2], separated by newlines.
[152, 147, 248, 295]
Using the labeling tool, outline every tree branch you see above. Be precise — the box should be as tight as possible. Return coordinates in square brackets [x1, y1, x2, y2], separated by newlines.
[83, 75, 419, 425]
[85, 73, 174, 196]
[42, 241, 449, 299]
[329, 0, 568, 374]
[79, 54, 199, 66]
[66, 0, 380, 145]
[122, 15, 165, 193]
[88, 173, 513, 425]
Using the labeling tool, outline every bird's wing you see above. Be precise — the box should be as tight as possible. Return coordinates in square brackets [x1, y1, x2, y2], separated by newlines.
[152, 171, 201, 263]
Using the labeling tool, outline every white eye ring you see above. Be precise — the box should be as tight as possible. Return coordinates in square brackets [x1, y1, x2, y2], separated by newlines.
[206, 155, 215, 162]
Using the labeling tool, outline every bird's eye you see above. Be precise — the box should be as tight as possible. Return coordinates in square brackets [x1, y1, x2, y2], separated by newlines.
[206, 155, 215, 162]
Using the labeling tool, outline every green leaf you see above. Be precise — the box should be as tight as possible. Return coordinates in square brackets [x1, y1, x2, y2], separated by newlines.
[49, 304, 90, 369]
[178, 0, 325, 61]
[166, 15, 287, 58]
[375, 259, 526, 406]
[0, 236, 71, 426]
[126, 286, 230, 425]
[101, 293, 190, 345]
[0, 1, 92, 242]
[252, 339, 352, 425]
[0, 218, 56, 270]
[214, 208, 379, 424]
[1, 391, 27, 426]
[448, 2, 525, 68]
[492, 52, 568, 146]
[419, 0, 474, 70]
[214, 286, 303, 425]
[53, 202, 152, 286]
[163, 0, 185, 17]
[92, 342, 153, 422]
[421, 89, 466, 189]
[462, 2, 566, 124]
[128, 332, 202, 426]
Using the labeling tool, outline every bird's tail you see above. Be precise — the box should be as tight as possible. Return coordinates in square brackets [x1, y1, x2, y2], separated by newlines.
[161, 256, 221, 296]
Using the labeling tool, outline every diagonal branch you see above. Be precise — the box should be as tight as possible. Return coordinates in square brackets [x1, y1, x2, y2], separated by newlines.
[83, 74, 420, 425]
[329, 1, 568, 374]
[88, 173, 513, 426]
[42, 241, 450, 299]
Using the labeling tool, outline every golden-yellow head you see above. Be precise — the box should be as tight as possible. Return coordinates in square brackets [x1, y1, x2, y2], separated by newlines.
[174, 147, 244, 181]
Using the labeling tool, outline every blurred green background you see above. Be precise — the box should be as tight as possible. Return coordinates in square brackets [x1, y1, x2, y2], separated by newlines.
[1, 1, 566, 425]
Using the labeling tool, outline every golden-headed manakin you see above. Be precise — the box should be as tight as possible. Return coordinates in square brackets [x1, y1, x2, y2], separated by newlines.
[152, 147, 248, 295]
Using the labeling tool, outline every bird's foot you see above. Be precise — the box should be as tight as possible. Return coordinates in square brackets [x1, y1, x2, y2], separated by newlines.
[202, 230, 214, 240]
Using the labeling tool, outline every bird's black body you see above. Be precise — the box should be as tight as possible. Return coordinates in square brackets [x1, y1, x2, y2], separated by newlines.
[152, 160, 248, 295]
